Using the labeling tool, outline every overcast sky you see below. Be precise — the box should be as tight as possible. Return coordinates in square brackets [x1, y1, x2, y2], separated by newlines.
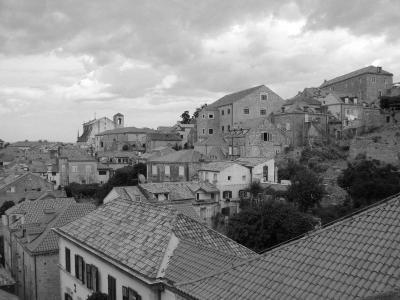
[0, 0, 399, 142]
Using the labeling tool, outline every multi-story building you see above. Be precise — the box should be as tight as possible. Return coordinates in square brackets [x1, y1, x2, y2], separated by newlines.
[77, 113, 125, 149]
[381, 84, 400, 124]
[320, 65, 393, 105]
[146, 149, 208, 183]
[145, 132, 182, 152]
[54, 199, 256, 300]
[2, 198, 95, 300]
[94, 126, 155, 153]
[196, 85, 285, 143]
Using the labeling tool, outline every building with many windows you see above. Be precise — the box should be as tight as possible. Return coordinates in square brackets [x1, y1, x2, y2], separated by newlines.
[54, 198, 256, 300]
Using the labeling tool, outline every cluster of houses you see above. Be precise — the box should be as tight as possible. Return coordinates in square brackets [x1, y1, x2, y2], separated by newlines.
[0, 65, 399, 299]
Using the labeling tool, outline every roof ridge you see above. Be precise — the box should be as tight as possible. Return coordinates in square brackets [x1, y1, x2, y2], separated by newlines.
[176, 192, 400, 288]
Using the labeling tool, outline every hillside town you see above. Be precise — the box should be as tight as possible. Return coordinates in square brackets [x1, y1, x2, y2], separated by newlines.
[0, 63, 400, 300]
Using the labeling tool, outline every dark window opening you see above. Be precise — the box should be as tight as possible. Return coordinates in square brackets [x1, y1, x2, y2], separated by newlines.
[108, 275, 116, 300]
[65, 248, 71, 273]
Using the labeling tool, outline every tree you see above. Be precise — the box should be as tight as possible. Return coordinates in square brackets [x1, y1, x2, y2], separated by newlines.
[227, 201, 317, 252]
[0, 201, 15, 216]
[338, 159, 400, 209]
[86, 292, 108, 300]
[192, 103, 207, 119]
[286, 168, 325, 212]
[180, 110, 191, 124]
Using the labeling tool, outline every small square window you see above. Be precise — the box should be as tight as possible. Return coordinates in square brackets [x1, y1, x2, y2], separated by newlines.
[208, 114, 214, 119]
[208, 129, 214, 135]
[227, 108, 231, 114]
[260, 109, 266, 115]
[263, 132, 271, 141]
[221, 110, 225, 115]
[227, 176, 231, 181]
[261, 94, 268, 101]
[243, 108, 249, 114]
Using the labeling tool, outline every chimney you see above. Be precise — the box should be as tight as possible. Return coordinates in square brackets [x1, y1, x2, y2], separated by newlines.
[377, 66, 382, 73]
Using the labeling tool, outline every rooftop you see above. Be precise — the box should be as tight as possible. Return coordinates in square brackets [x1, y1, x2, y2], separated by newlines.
[198, 161, 238, 172]
[95, 126, 155, 136]
[320, 65, 393, 88]
[208, 85, 265, 109]
[147, 132, 182, 141]
[55, 199, 256, 282]
[177, 193, 400, 300]
[235, 156, 274, 167]
[148, 149, 207, 163]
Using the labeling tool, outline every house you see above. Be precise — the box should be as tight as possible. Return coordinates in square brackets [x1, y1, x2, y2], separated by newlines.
[380, 83, 400, 124]
[0, 172, 54, 207]
[54, 198, 256, 300]
[194, 134, 229, 161]
[96, 163, 111, 184]
[97, 151, 138, 170]
[198, 161, 251, 215]
[235, 156, 277, 183]
[58, 152, 98, 186]
[2, 198, 95, 300]
[147, 149, 208, 183]
[272, 104, 329, 147]
[77, 113, 124, 149]
[196, 85, 285, 142]
[94, 126, 155, 153]
[176, 193, 400, 300]
[226, 117, 289, 158]
[0, 140, 4, 149]
[320, 65, 393, 105]
[174, 123, 196, 149]
[145, 132, 182, 152]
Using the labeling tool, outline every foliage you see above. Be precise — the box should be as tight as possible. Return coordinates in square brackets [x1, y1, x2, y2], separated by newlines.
[312, 197, 353, 225]
[227, 201, 318, 252]
[192, 103, 207, 119]
[86, 292, 108, 300]
[180, 110, 191, 124]
[337, 159, 400, 209]
[65, 183, 100, 199]
[277, 159, 306, 180]
[0, 200, 15, 216]
[122, 144, 129, 151]
[287, 168, 325, 212]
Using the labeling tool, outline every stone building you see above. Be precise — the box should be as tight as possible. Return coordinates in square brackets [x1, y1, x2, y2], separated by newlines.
[380, 84, 400, 124]
[146, 150, 208, 183]
[196, 85, 285, 142]
[194, 134, 229, 161]
[145, 132, 182, 152]
[320, 66, 393, 105]
[77, 113, 125, 149]
[2, 198, 95, 300]
[94, 126, 155, 153]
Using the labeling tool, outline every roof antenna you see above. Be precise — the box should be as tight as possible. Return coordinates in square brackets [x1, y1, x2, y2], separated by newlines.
[94, 112, 97, 120]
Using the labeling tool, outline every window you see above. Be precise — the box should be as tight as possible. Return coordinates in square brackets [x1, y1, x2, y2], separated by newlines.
[179, 165, 185, 177]
[71, 165, 78, 173]
[286, 123, 290, 130]
[243, 107, 249, 114]
[86, 264, 99, 291]
[165, 165, 170, 176]
[213, 173, 217, 182]
[239, 190, 248, 198]
[221, 126, 224, 132]
[108, 275, 116, 300]
[52, 172, 57, 176]
[208, 128, 214, 135]
[211, 193, 215, 199]
[208, 113, 214, 119]
[227, 108, 231, 114]
[65, 248, 71, 273]
[152, 165, 158, 175]
[202, 128, 205, 134]
[196, 193, 200, 200]
[99, 170, 107, 175]
[371, 77, 376, 83]
[222, 191, 232, 199]
[227, 176, 231, 181]
[227, 125, 231, 131]
[260, 94, 268, 100]
[221, 110, 225, 115]
[122, 286, 142, 300]
[260, 109, 266, 115]
[263, 165, 269, 182]
[242, 175, 246, 181]
[65, 294, 73, 300]
[202, 114, 205, 119]
[135, 195, 141, 202]
[75, 255, 85, 283]
[100, 141, 104, 147]
[263, 132, 271, 141]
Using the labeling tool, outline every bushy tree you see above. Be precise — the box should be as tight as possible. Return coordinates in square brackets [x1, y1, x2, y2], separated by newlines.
[338, 159, 400, 208]
[286, 168, 325, 212]
[192, 104, 207, 119]
[227, 201, 318, 252]
[180, 110, 191, 124]
[86, 292, 108, 300]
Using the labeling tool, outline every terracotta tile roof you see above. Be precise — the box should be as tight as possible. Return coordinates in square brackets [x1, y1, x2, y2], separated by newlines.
[95, 126, 155, 136]
[194, 134, 228, 147]
[148, 150, 207, 163]
[176, 193, 400, 300]
[208, 85, 265, 108]
[320, 65, 393, 88]
[55, 199, 256, 280]
[198, 161, 237, 172]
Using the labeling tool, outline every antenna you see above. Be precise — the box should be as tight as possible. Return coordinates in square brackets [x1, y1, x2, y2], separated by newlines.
[94, 112, 97, 120]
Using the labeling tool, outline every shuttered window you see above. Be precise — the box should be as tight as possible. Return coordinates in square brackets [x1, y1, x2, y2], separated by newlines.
[65, 248, 70, 273]
[122, 286, 142, 300]
[74, 255, 85, 283]
[108, 275, 116, 300]
[86, 264, 100, 291]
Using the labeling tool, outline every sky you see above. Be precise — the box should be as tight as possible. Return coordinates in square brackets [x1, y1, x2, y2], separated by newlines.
[0, 0, 399, 142]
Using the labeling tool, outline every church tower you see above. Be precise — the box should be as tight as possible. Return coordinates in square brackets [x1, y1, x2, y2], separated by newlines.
[113, 113, 124, 128]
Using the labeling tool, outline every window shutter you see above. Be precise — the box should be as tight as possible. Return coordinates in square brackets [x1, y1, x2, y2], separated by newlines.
[86, 264, 92, 289]
[122, 286, 128, 300]
[81, 258, 85, 284]
[65, 248, 70, 272]
[74, 255, 79, 278]
[93, 266, 99, 292]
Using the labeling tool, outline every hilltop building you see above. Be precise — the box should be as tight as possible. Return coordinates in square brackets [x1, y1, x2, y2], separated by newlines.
[320, 65, 393, 105]
[77, 113, 125, 149]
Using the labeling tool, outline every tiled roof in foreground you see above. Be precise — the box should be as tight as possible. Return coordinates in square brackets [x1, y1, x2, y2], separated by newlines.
[177, 193, 400, 300]
[55, 199, 256, 281]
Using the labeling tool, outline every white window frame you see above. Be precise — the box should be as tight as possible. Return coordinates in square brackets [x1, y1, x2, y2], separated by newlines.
[152, 165, 158, 175]
[178, 165, 185, 177]
[71, 165, 78, 173]
[165, 165, 170, 176]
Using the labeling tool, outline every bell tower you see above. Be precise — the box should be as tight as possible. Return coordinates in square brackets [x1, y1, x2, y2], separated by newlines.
[113, 113, 124, 128]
